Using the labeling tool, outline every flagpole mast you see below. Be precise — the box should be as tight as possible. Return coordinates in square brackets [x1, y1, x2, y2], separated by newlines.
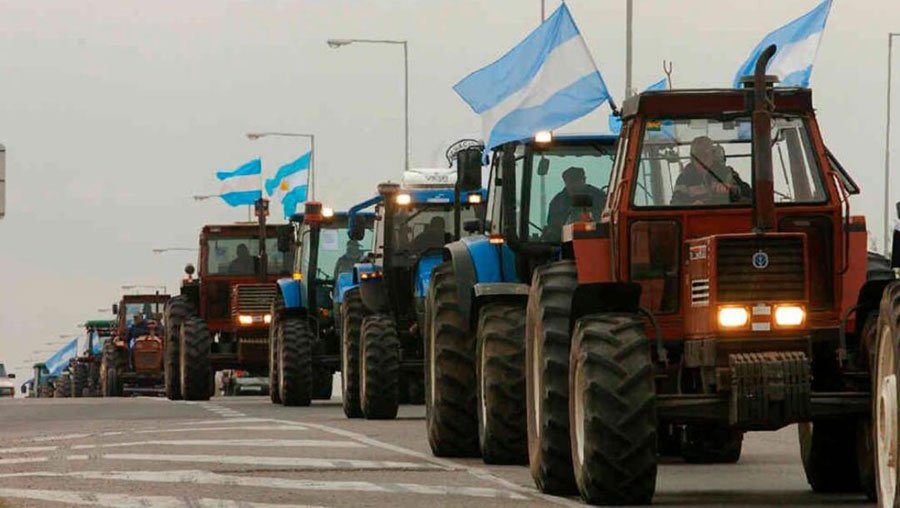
[886, 32, 899, 255]
[625, 0, 634, 99]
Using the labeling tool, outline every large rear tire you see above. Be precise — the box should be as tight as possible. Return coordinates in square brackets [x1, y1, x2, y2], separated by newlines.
[179, 316, 211, 401]
[476, 301, 527, 464]
[526, 260, 578, 494]
[71, 363, 87, 398]
[569, 314, 657, 506]
[360, 315, 400, 420]
[164, 296, 193, 401]
[341, 287, 366, 418]
[425, 261, 479, 457]
[279, 316, 313, 407]
[100, 341, 124, 397]
[874, 281, 900, 507]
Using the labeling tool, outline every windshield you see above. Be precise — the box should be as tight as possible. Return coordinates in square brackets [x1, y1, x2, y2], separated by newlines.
[632, 117, 827, 207]
[300, 225, 375, 282]
[390, 202, 482, 254]
[206, 237, 294, 276]
[124, 302, 165, 327]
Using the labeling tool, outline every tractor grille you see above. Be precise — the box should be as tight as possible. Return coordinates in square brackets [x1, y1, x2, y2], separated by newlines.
[717, 237, 805, 302]
[233, 284, 278, 314]
[132, 338, 163, 372]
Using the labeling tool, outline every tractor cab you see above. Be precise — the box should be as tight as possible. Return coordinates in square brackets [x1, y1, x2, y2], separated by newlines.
[111, 293, 169, 372]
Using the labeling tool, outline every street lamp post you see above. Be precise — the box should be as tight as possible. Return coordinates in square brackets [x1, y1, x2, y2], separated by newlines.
[326, 38, 409, 171]
[885, 32, 900, 255]
[245, 132, 316, 199]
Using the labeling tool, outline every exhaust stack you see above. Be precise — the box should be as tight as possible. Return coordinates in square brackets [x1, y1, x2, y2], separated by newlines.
[751, 44, 777, 233]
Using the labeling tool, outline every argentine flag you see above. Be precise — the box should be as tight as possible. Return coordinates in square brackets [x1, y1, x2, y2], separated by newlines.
[453, 3, 612, 153]
[217, 159, 262, 207]
[733, 0, 832, 88]
[44, 338, 77, 377]
[608, 78, 667, 134]
[265, 152, 310, 218]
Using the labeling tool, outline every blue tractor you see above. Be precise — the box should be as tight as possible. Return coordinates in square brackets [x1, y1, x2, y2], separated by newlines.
[268, 201, 375, 406]
[341, 169, 485, 420]
[424, 134, 617, 472]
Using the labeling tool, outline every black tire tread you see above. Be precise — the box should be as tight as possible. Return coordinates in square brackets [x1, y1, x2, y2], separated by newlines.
[280, 317, 313, 407]
[179, 316, 211, 401]
[341, 288, 366, 418]
[360, 314, 400, 420]
[164, 295, 193, 401]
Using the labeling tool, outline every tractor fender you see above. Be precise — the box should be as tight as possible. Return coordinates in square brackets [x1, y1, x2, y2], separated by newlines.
[276, 278, 306, 317]
[359, 274, 390, 314]
[334, 272, 355, 305]
[442, 240, 478, 326]
[415, 252, 444, 300]
[443, 236, 519, 326]
[570, 282, 643, 332]
[353, 262, 378, 284]
[471, 282, 530, 328]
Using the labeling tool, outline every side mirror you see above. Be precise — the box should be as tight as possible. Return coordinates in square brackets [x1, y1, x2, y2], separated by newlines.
[463, 219, 483, 234]
[456, 148, 482, 192]
[8, 373, 15, 379]
[111, 303, 119, 315]
[277, 225, 293, 253]
[537, 157, 550, 176]
[572, 193, 594, 208]
[184, 264, 196, 276]
[348, 220, 366, 241]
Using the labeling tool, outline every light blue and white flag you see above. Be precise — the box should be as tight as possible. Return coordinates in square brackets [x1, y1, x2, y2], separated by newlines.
[608, 78, 668, 134]
[732, 0, 832, 88]
[217, 158, 262, 207]
[265, 152, 310, 218]
[453, 3, 612, 153]
[44, 338, 77, 377]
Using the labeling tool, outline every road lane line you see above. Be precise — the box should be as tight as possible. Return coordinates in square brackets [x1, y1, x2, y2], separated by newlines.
[0, 487, 327, 508]
[76, 438, 363, 449]
[0, 469, 529, 500]
[98, 453, 445, 470]
[17, 423, 305, 443]
[263, 418, 583, 507]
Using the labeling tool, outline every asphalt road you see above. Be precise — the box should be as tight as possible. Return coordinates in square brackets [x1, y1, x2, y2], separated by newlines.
[0, 382, 875, 507]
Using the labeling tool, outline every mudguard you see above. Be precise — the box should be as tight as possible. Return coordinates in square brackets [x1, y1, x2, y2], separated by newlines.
[415, 252, 444, 300]
[334, 272, 355, 304]
[276, 278, 306, 311]
[442, 236, 520, 326]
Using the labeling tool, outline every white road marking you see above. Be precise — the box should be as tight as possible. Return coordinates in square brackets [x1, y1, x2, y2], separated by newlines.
[265, 418, 581, 507]
[169, 417, 270, 426]
[99, 453, 444, 470]
[0, 438, 362, 455]
[0, 469, 528, 500]
[16, 423, 306, 444]
[0, 487, 326, 508]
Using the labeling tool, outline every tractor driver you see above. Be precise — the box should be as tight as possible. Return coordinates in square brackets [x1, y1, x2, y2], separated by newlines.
[544, 166, 606, 241]
[333, 240, 363, 281]
[229, 243, 256, 274]
[671, 136, 751, 205]
[412, 216, 449, 252]
[126, 313, 150, 352]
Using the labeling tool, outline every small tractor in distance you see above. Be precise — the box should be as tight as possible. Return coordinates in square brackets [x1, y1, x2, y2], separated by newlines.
[68, 319, 115, 397]
[492, 46, 898, 505]
[269, 201, 375, 406]
[165, 199, 294, 401]
[343, 167, 485, 420]
[100, 293, 169, 397]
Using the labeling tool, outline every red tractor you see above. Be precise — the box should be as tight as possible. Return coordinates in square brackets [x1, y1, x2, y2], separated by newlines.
[100, 293, 169, 396]
[165, 201, 294, 400]
[503, 47, 898, 504]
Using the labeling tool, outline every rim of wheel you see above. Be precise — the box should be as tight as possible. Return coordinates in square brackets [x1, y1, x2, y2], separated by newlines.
[877, 325, 898, 506]
[574, 355, 585, 468]
[531, 327, 543, 441]
[429, 321, 437, 406]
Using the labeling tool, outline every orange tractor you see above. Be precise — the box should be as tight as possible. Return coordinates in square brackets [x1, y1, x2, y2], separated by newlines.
[100, 293, 170, 396]
[517, 46, 899, 505]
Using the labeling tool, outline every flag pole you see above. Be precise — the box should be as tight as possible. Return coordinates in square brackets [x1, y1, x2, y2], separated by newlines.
[625, 0, 633, 99]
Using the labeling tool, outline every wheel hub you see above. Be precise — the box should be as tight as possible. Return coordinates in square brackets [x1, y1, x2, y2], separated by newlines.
[877, 326, 898, 506]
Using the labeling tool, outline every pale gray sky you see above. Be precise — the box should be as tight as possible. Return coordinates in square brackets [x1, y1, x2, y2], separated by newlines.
[1, 0, 898, 381]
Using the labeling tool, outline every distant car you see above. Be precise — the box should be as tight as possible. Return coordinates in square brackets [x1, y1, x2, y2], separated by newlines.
[0, 363, 17, 397]
[222, 370, 268, 396]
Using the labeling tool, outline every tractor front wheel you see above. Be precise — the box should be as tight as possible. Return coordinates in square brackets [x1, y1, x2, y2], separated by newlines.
[100, 341, 123, 397]
[360, 315, 400, 420]
[164, 295, 193, 401]
[179, 316, 211, 401]
[425, 261, 479, 457]
[476, 301, 527, 465]
[874, 281, 900, 506]
[71, 363, 87, 398]
[799, 420, 863, 492]
[279, 317, 313, 407]
[526, 260, 578, 494]
[569, 314, 657, 506]
[341, 287, 366, 418]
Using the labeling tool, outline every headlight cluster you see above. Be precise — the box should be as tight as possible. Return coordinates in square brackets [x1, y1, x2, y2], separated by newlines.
[237, 314, 272, 326]
[716, 304, 805, 330]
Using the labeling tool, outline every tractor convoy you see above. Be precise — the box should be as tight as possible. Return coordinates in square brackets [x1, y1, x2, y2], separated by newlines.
[26, 50, 900, 508]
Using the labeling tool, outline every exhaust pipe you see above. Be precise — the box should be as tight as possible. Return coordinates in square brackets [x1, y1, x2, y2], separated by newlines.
[751, 44, 777, 233]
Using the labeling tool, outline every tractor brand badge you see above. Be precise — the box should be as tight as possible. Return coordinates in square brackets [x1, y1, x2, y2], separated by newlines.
[689, 244, 707, 261]
[752, 250, 770, 270]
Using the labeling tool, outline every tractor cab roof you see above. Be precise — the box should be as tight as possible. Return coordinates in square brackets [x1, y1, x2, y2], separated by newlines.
[120, 293, 170, 304]
[621, 87, 813, 120]
[201, 223, 281, 237]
